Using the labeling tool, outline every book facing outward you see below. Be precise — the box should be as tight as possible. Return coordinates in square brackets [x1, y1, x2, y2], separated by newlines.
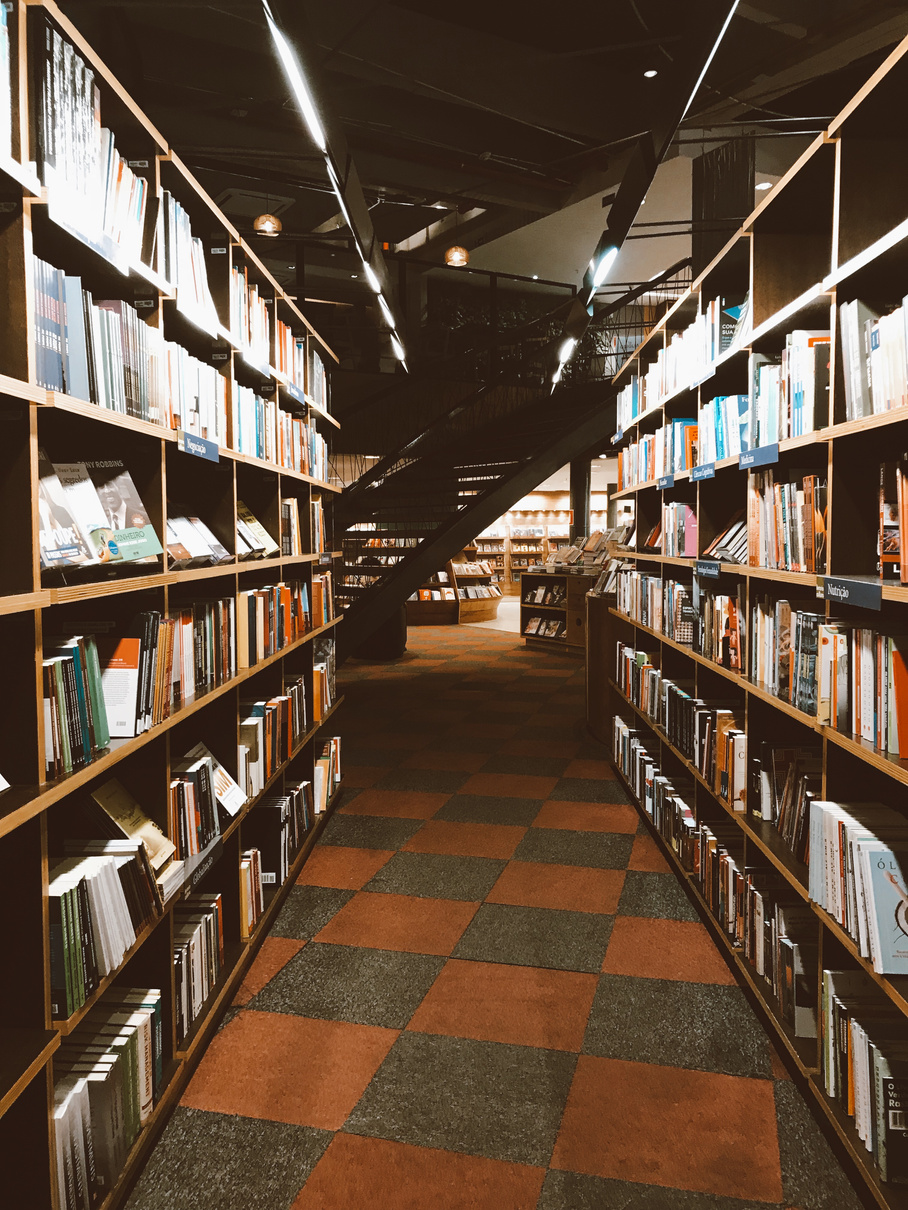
[236, 500, 280, 559]
[43, 456, 163, 568]
[89, 778, 176, 873]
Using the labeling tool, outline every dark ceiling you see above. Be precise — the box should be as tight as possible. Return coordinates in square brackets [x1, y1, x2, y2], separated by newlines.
[58, 0, 908, 367]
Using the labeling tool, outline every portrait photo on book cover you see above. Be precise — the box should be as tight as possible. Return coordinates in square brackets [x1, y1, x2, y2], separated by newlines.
[90, 466, 150, 531]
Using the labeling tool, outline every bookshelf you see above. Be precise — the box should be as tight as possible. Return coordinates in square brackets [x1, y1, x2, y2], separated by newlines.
[452, 558, 502, 623]
[521, 570, 596, 653]
[406, 561, 459, 625]
[590, 31, 908, 1210]
[0, 3, 344, 1207]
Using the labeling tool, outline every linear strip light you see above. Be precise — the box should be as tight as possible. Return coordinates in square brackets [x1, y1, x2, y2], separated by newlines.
[262, 0, 408, 370]
[261, 0, 326, 151]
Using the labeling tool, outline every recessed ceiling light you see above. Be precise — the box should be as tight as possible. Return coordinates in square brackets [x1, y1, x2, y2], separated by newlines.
[532, 274, 538, 280]
[351, 273, 358, 278]
[644, 69, 658, 78]
[755, 181, 772, 191]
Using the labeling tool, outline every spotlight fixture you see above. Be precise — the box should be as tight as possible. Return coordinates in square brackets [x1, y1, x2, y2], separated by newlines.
[262, 0, 326, 151]
[445, 245, 469, 267]
[644, 69, 658, 78]
[377, 295, 395, 327]
[362, 263, 382, 293]
[253, 213, 282, 236]
[390, 334, 406, 362]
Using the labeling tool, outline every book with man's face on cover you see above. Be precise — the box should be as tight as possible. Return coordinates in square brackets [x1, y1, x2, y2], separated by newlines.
[52, 459, 163, 564]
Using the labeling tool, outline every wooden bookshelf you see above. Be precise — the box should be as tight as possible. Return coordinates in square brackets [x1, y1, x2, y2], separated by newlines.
[520, 570, 596, 653]
[588, 30, 908, 1209]
[0, 4, 344, 1207]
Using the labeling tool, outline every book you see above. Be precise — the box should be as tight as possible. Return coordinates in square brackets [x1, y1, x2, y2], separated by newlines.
[89, 779, 176, 873]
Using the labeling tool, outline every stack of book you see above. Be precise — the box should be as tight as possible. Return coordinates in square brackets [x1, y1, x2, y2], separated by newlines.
[160, 190, 219, 332]
[747, 596, 823, 713]
[244, 788, 314, 891]
[747, 469, 827, 572]
[523, 616, 565, 639]
[0, 6, 10, 158]
[54, 988, 164, 1206]
[311, 571, 334, 628]
[748, 742, 821, 862]
[235, 500, 281, 560]
[43, 634, 110, 776]
[238, 676, 308, 798]
[697, 394, 749, 463]
[840, 298, 908, 420]
[309, 346, 329, 412]
[239, 848, 265, 940]
[169, 750, 223, 861]
[48, 844, 162, 1019]
[661, 502, 697, 557]
[94, 596, 237, 739]
[821, 969, 908, 1182]
[275, 320, 306, 389]
[809, 802, 908, 974]
[173, 893, 224, 1045]
[748, 331, 830, 448]
[315, 737, 341, 814]
[238, 581, 309, 669]
[230, 267, 270, 367]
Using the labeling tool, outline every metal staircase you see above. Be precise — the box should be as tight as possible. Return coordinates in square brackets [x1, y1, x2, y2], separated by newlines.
[334, 377, 617, 659]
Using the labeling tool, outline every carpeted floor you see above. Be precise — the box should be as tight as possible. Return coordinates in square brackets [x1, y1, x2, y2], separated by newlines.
[126, 626, 863, 1210]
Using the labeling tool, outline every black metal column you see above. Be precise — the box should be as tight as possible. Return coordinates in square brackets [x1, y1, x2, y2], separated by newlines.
[569, 458, 591, 544]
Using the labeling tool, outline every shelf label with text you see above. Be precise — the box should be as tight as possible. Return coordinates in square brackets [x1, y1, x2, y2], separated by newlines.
[739, 443, 779, 470]
[185, 840, 223, 892]
[657, 474, 674, 490]
[177, 430, 219, 462]
[823, 576, 882, 610]
[695, 559, 721, 579]
[283, 381, 306, 405]
[692, 462, 715, 481]
[612, 426, 624, 444]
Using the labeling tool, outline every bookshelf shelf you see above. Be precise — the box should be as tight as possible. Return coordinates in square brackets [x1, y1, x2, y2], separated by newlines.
[0, 1030, 58, 1119]
[592, 32, 908, 1205]
[0, 5, 345, 1203]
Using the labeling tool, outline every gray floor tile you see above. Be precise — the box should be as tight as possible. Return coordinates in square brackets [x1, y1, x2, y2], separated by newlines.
[453, 903, 614, 973]
[269, 886, 354, 939]
[583, 974, 772, 1078]
[434, 793, 543, 827]
[318, 813, 425, 850]
[372, 768, 469, 794]
[343, 1032, 576, 1166]
[124, 1108, 330, 1210]
[248, 942, 445, 1028]
[618, 871, 700, 921]
[774, 1080, 864, 1209]
[363, 851, 506, 901]
[549, 777, 630, 804]
[538, 1171, 783, 1210]
[513, 828, 634, 870]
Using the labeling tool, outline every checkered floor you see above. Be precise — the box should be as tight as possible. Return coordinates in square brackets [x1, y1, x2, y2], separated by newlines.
[126, 627, 863, 1210]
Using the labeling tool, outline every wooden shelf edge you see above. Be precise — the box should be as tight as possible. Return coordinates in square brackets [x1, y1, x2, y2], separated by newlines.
[0, 1029, 59, 1120]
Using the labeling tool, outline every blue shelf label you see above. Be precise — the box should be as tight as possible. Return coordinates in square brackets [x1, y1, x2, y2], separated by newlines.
[657, 474, 674, 490]
[823, 576, 882, 611]
[612, 426, 624, 444]
[284, 381, 306, 404]
[692, 462, 715, 481]
[177, 430, 219, 462]
[739, 443, 779, 470]
[695, 559, 721, 579]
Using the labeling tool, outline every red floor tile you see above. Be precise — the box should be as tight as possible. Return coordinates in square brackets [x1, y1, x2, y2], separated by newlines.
[292, 1134, 545, 1209]
[628, 830, 671, 872]
[339, 788, 450, 819]
[488, 861, 625, 914]
[522, 668, 575, 677]
[459, 772, 559, 799]
[298, 845, 395, 890]
[339, 766, 392, 789]
[181, 1010, 397, 1130]
[232, 938, 305, 1006]
[533, 800, 638, 833]
[408, 958, 597, 1051]
[563, 759, 619, 780]
[354, 733, 429, 749]
[403, 820, 527, 859]
[770, 1046, 792, 1080]
[450, 722, 519, 739]
[552, 1055, 783, 1202]
[401, 750, 489, 773]
[602, 917, 736, 984]
[314, 891, 479, 955]
[500, 739, 581, 758]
